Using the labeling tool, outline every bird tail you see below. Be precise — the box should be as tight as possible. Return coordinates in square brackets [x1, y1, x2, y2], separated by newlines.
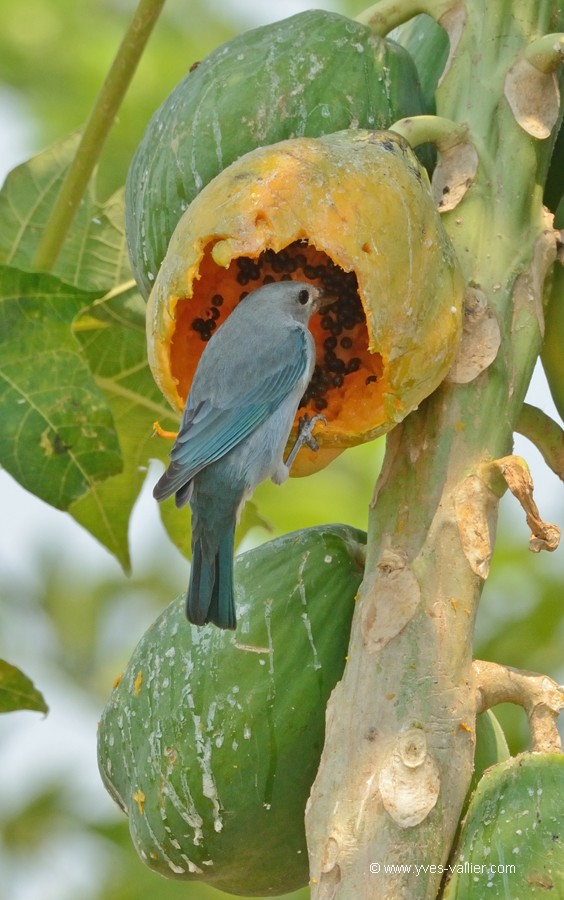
[187, 521, 236, 630]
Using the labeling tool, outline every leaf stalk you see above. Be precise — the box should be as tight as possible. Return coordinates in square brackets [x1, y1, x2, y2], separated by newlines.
[31, 0, 166, 273]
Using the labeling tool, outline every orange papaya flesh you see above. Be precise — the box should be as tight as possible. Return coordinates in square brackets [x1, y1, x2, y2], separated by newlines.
[168, 241, 384, 443]
[148, 130, 464, 475]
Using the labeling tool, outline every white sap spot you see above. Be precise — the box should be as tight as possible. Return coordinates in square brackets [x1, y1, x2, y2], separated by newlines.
[162, 677, 170, 689]
[259, 659, 266, 666]
[181, 855, 203, 874]
[264, 600, 275, 677]
[243, 724, 251, 740]
[190, 711, 223, 832]
[307, 54, 324, 79]
[512, 847, 520, 854]
[171, 839, 181, 850]
[232, 740, 238, 751]
[301, 613, 321, 670]
[321, 105, 330, 118]
[167, 859, 186, 875]
[324, 555, 333, 564]
[295, 552, 309, 606]
[353, 43, 365, 53]
[92, 217, 102, 225]
[165, 647, 176, 660]
[206, 700, 217, 731]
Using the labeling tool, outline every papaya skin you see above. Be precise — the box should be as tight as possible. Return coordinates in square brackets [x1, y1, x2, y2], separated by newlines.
[541, 199, 564, 422]
[541, 259, 564, 422]
[97, 524, 366, 896]
[126, 9, 430, 300]
[147, 130, 464, 474]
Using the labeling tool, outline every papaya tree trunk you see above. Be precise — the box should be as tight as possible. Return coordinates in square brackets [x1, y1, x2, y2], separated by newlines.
[305, 1, 563, 897]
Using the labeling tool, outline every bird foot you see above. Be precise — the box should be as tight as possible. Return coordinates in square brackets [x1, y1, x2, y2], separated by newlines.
[152, 420, 179, 440]
[285, 413, 327, 470]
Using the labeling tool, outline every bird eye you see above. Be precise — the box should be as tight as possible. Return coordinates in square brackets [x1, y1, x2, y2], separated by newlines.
[298, 289, 310, 305]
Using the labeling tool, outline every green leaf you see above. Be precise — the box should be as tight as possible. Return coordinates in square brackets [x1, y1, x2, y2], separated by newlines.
[0, 134, 131, 291]
[72, 282, 179, 568]
[0, 660, 48, 714]
[0, 265, 122, 509]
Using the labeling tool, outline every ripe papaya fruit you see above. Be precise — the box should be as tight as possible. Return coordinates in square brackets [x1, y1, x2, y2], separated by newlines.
[147, 129, 463, 474]
[126, 9, 429, 299]
[98, 524, 366, 896]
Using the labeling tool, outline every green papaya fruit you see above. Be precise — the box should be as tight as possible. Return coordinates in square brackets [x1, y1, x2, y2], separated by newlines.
[98, 524, 366, 896]
[444, 754, 564, 898]
[544, 118, 564, 213]
[542, 7, 564, 213]
[541, 196, 564, 422]
[391, 14, 449, 115]
[126, 9, 428, 298]
[457, 709, 510, 822]
[471, 709, 510, 795]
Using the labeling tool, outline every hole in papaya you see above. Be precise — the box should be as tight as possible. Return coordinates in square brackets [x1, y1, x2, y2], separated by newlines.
[361, 242, 371, 254]
[169, 241, 381, 430]
[254, 211, 270, 228]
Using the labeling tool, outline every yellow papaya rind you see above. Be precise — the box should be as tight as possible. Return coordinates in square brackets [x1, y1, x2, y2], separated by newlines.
[147, 129, 463, 460]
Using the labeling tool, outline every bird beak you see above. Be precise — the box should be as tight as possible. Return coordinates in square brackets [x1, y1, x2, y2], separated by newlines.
[315, 288, 338, 313]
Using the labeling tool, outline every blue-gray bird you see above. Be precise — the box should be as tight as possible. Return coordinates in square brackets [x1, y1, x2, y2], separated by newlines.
[153, 280, 326, 630]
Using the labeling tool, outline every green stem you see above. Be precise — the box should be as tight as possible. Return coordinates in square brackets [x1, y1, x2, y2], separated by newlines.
[390, 115, 468, 150]
[525, 33, 564, 72]
[516, 402, 564, 482]
[355, 0, 457, 33]
[307, 3, 562, 897]
[31, 0, 166, 273]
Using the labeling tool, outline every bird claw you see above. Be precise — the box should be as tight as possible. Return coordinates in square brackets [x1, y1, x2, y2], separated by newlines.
[297, 413, 327, 452]
[285, 413, 327, 470]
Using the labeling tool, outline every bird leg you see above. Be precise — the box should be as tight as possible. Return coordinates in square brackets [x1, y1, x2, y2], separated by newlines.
[285, 414, 327, 471]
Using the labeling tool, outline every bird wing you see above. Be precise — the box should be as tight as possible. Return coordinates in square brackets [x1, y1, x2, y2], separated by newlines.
[153, 326, 310, 501]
